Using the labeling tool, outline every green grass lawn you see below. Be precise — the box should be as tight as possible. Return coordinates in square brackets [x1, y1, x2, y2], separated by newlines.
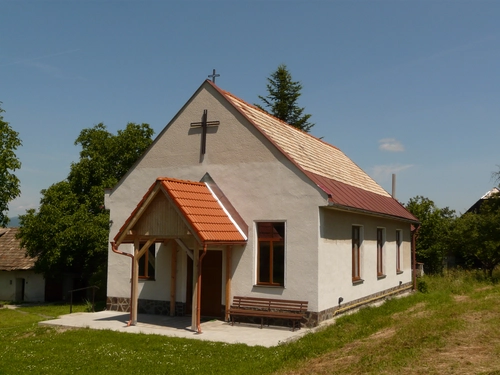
[1, 270, 499, 375]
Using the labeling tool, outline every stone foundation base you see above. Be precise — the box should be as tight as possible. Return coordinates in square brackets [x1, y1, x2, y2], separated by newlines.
[303, 282, 413, 327]
[106, 297, 186, 316]
[106, 296, 131, 312]
[107, 283, 413, 328]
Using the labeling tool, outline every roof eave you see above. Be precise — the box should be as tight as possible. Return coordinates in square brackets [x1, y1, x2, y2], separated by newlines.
[326, 201, 420, 225]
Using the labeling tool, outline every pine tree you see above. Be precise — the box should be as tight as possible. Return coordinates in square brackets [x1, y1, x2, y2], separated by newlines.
[256, 64, 314, 132]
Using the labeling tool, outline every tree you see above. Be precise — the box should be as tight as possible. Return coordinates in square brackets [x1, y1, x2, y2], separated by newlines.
[452, 193, 500, 277]
[256, 64, 315, 132]
[0, 103, 22, 227]
[18, 123, 154, 289]
[405, 196, 456, 274]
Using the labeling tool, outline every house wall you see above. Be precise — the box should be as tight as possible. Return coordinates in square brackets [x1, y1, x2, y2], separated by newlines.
[106, 83, 325, 312]
[318, 208, 412, 312]
[0, 270, 45, 302]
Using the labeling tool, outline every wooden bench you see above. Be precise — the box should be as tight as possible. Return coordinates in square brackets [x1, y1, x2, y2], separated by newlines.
[228, 296, 308, 331]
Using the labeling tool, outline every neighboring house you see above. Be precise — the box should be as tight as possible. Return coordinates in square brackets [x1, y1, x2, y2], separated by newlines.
[106, 80, 419, 331]
[0, 228, 45, 302]
[466, 187, 500, 214]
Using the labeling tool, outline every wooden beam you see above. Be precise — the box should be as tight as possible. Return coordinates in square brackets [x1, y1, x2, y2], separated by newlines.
[115, 184, 161, 246]
[175, 238, 194, 259]
[136, 238, 156, 259]
[170, 240, 177, 317]
[225, 245, 232, 321]
[191, 242, 199, 331]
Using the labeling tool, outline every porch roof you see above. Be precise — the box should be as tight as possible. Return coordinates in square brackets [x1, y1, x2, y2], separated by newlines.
[114, 177, 247, 246]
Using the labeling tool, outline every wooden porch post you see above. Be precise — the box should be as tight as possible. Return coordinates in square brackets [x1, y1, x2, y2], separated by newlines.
[170, 240, 177, 317]
[191, 242, 199, 331]
[131, 238, 140, 325]
[225, 245, 232, 321]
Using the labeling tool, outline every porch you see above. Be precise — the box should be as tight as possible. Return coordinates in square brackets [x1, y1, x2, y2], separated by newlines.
[39, 310, 311, 347]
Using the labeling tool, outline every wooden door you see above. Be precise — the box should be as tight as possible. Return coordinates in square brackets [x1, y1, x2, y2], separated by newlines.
[186, 250, 223, 318]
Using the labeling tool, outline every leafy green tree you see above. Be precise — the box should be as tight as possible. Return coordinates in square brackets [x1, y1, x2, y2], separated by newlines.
[18, 123, 154, 289]
[256, 64, 315, 132]
[0, 103, 22, 227]
[452, 193, 500, 277]
[406, 196, 456, 274]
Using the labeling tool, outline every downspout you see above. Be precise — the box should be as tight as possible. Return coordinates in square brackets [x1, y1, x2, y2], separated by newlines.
[196, 243, 208, 334]
[110, 241, 134, 326]
[411, 225, 420, 291]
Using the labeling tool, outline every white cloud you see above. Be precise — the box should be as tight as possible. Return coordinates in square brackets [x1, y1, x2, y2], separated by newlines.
[371, 164, 414, 182]
[378, 138, 404, 152]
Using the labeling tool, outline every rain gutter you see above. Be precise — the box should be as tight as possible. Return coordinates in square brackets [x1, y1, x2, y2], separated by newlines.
[110, 241, 134, 326]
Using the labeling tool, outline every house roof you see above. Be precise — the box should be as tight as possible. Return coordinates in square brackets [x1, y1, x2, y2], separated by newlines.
[0, 228, 35, 271]
[210, 81, 418, 223]
[114, 177, 247, 246]
[466, 187, 500, 213]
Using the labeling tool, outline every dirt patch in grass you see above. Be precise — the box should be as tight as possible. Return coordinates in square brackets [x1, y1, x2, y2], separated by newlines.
[278, 294, 500, 375]
[475, 286, 494, 292]
[410, 313, 500, 374]
[392, 302, 428, 320]
[453, 295, 470, 302]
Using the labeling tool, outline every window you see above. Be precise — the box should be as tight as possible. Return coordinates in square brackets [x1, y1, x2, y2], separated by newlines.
[377, 228, 385, 277]
[396, 230, 402, 273]
[352, 226, 361, 281]
[257, 222, 285, 286]
[139, 243, 156, 279]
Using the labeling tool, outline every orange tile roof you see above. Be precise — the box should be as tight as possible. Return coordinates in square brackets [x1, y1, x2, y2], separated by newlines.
[114, 178, 247, 245]
[160, 178, 247, 243]
[0, 228, 36, 271]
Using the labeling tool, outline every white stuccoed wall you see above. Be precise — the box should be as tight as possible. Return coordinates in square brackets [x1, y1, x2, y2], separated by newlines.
[0, 271, 45, 302]
[106, 83, 325, 312]
[318, 208, 412, 311]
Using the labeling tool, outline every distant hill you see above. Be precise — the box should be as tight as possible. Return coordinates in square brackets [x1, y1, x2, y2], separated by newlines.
[8, 216, 21, 228]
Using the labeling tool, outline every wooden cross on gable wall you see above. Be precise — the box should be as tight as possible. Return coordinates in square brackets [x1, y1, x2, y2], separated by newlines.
[190, 109, 220, 155]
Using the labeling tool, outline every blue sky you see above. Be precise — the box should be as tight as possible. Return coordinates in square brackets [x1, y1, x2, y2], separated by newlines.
[2, 0, 499, 217]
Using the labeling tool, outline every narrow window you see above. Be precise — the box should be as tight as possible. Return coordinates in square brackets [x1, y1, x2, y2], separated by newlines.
[352, 226, 361, 281]
[138, 243, 156, 279]
[377, 228, 384, 277]
[257, 222, 285, 286]
[396, 230, 402, 273]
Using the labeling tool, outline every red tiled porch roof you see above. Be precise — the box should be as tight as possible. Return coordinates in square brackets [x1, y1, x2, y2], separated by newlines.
[114, 177, 247, 246]
[158, 178, 247, 243]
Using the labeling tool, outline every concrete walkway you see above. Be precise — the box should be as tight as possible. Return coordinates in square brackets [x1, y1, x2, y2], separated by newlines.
[39, 310, 314, 347]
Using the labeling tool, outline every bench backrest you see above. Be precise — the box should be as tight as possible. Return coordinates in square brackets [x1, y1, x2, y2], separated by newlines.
[232, 296, 308, 313]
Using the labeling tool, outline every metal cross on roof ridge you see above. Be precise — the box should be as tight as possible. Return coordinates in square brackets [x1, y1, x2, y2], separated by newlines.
[190, 109, 220, 155]
[208, 69, 220, 83]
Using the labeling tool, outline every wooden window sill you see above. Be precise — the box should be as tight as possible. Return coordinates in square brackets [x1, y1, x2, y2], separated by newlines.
[254, 284, 285, 288]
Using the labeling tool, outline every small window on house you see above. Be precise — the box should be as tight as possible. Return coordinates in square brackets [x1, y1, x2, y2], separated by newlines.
[139, 243, 156, 280]
[396, 230, 402, 273]
[377, 228, 385, 277]
[352, 226, 362, 281]
[257, 222, 285, 286]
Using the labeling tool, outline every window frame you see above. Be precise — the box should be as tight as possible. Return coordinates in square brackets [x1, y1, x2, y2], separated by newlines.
[256, 222, 285, 287]
[396, 230, 403, 274]
[377, 228, 385, 278]
[352, 226, 362, 282]
[138, 243, 156, 280]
